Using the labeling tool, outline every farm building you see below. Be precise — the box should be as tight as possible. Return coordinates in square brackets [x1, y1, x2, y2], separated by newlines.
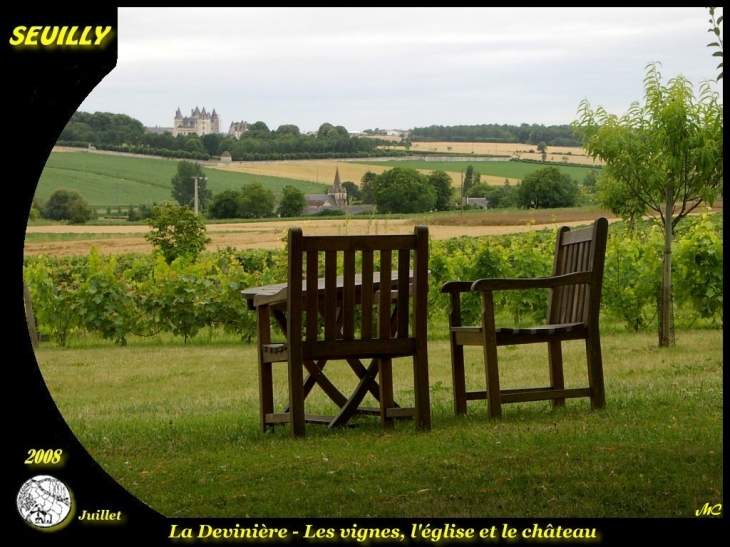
[465, 197, 489, 209]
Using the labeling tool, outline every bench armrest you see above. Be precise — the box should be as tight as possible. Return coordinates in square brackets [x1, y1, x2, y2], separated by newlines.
[471, 271, 592, 292]
[441, 281, 474, 294]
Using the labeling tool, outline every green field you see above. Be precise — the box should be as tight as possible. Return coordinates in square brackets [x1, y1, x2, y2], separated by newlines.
[355, 160, 596, 182]
[35, 329, 723, 518]
[34, 152, 327, 207]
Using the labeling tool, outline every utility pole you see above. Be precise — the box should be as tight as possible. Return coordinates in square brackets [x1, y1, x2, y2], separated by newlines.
[191, 176, 206, 215]
[460, 169, 464, 216]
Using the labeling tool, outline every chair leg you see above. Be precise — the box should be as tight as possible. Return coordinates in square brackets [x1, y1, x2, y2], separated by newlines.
[413, 346, 431, 430]
[450, 334, 468, 416]
[548, 340, 565, 408]
[481, 291, 502, 418]
[483, 338, 502, 418]
[288, 358, 306, 437]
[379, 358, 395, 429]
[258, 361, 274, 433]
[586, 330, 606, 410]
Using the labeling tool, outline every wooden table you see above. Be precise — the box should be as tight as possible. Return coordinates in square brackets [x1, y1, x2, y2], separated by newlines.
[242, 271, 417, 432]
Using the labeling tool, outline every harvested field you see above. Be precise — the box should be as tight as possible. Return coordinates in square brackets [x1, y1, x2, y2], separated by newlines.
[371, 139, 604, 166]
[210, 160, 391, 187]
[24, 210, 619, 258]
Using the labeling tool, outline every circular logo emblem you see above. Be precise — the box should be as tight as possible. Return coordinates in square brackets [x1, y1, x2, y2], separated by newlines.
[17, 475, 72, 529]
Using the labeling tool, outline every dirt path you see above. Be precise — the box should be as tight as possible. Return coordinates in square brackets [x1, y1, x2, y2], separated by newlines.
[24, 217, 620, 257]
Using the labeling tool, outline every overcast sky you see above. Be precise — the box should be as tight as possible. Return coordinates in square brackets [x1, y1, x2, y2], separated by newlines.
[78, 7, 723, 134]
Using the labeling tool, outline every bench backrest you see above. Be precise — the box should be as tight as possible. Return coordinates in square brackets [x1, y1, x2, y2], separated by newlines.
[547, 217, 608, 326]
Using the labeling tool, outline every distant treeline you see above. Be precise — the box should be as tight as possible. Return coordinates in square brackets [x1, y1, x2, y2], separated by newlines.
[59, 112, 405, 161]
[410, 124, 583, 147]
[59, 112, 585, 161]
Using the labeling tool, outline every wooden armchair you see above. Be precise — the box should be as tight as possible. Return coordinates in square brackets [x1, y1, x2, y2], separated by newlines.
[250, 226, 431, 437]
[441, 217, 608, 418]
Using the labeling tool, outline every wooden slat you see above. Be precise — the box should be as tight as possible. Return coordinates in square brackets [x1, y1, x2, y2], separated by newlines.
[379, 250, 392, 340]
[361, 250, 374, 340]
[385, 407, 415, 418]
[561, 226, 594, 245]
[501, 387, 592, 404]
[265, 413, 336, 425]
[397, 248, 410, 338]
[574, 247, 585, 323]
[306, 251, 318, 341]
[558, 245, 575, 323]
[302, 338, 417, 360]
[324, 250, 337, 340]
[343, 250, 356, 340]
[302, 234, 415, 252]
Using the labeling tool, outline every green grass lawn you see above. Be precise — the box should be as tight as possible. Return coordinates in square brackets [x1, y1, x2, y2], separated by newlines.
[35, 152, 327, 207]
[34, 329, 722, 518]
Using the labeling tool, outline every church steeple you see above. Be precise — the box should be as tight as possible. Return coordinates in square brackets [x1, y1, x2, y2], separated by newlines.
[328, 167, 347, 207]
[332, 167, 342, 190]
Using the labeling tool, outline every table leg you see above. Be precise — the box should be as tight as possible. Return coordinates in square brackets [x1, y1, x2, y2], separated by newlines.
[257, 305, 274, 433]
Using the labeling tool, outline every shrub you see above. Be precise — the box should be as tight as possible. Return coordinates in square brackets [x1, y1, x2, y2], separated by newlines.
[44, 189, 91, 222]
[144, 203, 211, 264]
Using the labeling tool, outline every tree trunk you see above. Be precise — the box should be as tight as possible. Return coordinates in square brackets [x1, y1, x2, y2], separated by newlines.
[659, 183, 674, 347]
[23, 280, 39, 350]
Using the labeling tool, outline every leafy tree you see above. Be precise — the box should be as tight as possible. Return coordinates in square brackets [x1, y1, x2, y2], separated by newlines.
[582, 169, 599, 193]
[184, 136, 206, 155]
[360, 171, 378, 204]
[537, 141, 548, 162]
[575, 62, 723, 347]
[275, 124, 301, 137]
[238, 182, 276, 218]
[144, 203, 211, 264]
[249, 121, 271, 133]
[44, 189, 91, 222]
[317, 123, 349, 139]
[277, 186, 307, 217]
[201, 133, 222, 156]
[171, 161, 212, 211]
[342, 181, 362, 203]
[707, 7, 723, 81]
[595, 176, 645, 233]
[462, 165, 476, 195]
[515, 166, 578, 209]
[428, 170, 454, 211]
[372, 168, 436, 214]
[208, 190, 242, 220]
